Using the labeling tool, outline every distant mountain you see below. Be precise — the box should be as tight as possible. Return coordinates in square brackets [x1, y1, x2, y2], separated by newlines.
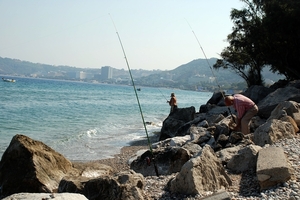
[0, 56, 284, 91]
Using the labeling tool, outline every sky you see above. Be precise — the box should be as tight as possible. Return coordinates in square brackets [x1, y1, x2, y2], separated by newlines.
[0, 1, 245, 70]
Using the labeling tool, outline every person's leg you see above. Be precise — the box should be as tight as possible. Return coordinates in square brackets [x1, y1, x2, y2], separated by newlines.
[170, 106, 174, 113]
[241, 105, 258, 135]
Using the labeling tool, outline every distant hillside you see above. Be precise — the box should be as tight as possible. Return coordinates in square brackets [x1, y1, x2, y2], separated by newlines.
[0, 56, 284, 91]
[135, 58, 284, 91]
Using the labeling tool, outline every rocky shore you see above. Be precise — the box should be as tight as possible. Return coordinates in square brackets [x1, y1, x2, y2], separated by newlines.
[1, 80, 300, 200]
[95, 134, 300, 200]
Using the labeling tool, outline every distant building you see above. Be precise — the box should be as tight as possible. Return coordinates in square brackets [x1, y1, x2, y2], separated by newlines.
[76, 71, 93, 80]
[101, 66, 113, 80]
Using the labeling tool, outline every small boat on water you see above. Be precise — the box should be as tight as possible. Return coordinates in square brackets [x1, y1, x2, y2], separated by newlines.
[2, 78, 16, 82]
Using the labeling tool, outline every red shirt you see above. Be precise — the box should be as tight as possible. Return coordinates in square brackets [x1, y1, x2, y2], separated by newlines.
[233, 94, 255, 118]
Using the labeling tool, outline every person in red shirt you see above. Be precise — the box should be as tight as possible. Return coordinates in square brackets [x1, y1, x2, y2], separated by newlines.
[167, 93, 177, 113]
[224, 94, 258, 135]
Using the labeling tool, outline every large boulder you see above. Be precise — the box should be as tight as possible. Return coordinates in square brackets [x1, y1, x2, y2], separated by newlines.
[0, 134, 79, 197]
[268, 101, 300, 129]
[257, 147, 294, 190]
[242, 85, 274, 104]
[169, 145, 232, 195]
[257, 86, 300, 119]
[130, 147, 190, 176]
[206, 91, 226, 106]
[159, 107, 196, 141]
[253, 119, 295, 146]
[226, 144, 262, 173]
[59, 170, 146, 200]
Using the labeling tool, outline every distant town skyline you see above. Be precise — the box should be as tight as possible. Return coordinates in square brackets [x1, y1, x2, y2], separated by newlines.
[0, 0, 244, 70]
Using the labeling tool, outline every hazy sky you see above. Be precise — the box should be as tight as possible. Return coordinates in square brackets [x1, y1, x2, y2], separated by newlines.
[0, 1, 244, 70]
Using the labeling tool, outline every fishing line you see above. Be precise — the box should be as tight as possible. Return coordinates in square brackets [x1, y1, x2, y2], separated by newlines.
[109, 14, 159, 176]
[185, 19, 236, 123]
[157, 88, 168, 102]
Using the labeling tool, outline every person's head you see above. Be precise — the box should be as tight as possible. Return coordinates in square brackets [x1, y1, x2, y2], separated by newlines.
[224, 95, 234, 106]
[171, 93, 175, 97]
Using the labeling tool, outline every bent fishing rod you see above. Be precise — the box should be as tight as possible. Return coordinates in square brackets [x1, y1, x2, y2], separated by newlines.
[186, 19, 236, 123]
[109, 14, 159, 176]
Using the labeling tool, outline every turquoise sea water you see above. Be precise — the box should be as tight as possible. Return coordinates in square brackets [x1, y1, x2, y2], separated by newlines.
[0, 76, 212, 161]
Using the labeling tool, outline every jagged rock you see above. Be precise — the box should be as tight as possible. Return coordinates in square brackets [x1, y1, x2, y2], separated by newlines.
[189, 126, 209, 140]
[193, 131, 212, 147]
[251, 116, 266, 132]
[159, 107, 196, 141]
[216, 145, 244, 165]
[208, 114, 226, 125]
[216, 134, 229, 148]
[151, 135, 190, 149]
[206, 91, 226, 106]
[197, 120, 209, 128]
[0, 134, 79, 197]
[281, 115, 299, 133]
[228, 131, 244, 144]
[268, 100, 300, 129]
[182, 142, 202, 158]
[257, 86, 300, 118]
[253, 119, 295, 146]
[257, 147, 294, 190]
[169, 135, 191, 147]
[226, 144, 262, 173]
[130, 147, 190, 176]
[242, 85, 274, 104]
[59, 170, 146, 200]
[287, 79, 300, 89]
[169, 145, 232, 195]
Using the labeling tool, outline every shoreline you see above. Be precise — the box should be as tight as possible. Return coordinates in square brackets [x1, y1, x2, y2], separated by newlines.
[74, 135, 159, 173]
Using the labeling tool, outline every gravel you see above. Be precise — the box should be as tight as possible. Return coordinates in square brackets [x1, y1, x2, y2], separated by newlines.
[98, 134, 300, 200]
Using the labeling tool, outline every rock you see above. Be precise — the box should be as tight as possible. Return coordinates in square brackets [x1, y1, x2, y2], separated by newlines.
[2, 193, 88, 200]
[228, 131, 244, 144]
[151, 135, 191, 149]
[280, 115, 299, 133]
[59, 170, 146, 200]
[242, 85, 274, 104]
[200, 189, 231, 200]
[72, 162, 113, 178]
[169, 145, 232, 195]
[159, 106, 196, 140]
[130, 147, 190, 176]
[257, 87, 300, 119]
[206, 91, 226, 106]
[182, 142, 202, 158]
[0, 134, 79, 197]
[257, 147, 294, 190]
[191, 127, 212, 146]
[216, 134, 229, 148]
[253, 119, 295, 146]
[226, 144, 262, 173]
[267, 100, 300, 129]
[169, 135, 191, 146]
[216, 145, 244, 165]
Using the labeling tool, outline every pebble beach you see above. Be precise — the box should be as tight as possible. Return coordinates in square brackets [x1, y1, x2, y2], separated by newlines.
[97, 134, 300, 200]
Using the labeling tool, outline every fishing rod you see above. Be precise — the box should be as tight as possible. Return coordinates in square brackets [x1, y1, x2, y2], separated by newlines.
[185, 19, 236, 123]
[109, 14, 159, 176]
[157, 88, 169, 102]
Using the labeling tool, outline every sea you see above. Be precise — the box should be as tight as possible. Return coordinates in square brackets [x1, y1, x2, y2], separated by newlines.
[0, 76, 212, 161]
